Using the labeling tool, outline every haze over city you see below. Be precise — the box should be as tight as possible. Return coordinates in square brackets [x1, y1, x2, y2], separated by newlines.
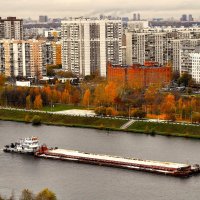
[1, 0, 200, 19]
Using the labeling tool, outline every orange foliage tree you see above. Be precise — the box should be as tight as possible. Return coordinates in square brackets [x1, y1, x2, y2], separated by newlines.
[61, 89, 70, 104]
[34, 95, 43, 110]
[71, 88, 81, 105]
[94, 84, 106, 106]
[104, 82, 118, 105]
[161, 93, 176, 120]
[26, 95, 31, 110]
[82, 89, 91, 108]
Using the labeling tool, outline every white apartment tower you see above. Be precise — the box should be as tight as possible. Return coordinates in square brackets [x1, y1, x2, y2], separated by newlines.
[190, 53, 200, 83]
[61, 19, 122, 77]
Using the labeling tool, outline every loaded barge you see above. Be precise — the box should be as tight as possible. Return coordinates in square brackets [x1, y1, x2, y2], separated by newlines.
[35, 145, 200, 177]
[3, 137, 200, 177]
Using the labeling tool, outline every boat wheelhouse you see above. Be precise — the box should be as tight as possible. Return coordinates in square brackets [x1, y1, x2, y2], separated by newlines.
[3, 137, 39, 154]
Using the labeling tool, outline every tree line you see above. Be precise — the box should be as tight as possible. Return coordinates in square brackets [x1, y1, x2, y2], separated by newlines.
[0, 74, 199, 122]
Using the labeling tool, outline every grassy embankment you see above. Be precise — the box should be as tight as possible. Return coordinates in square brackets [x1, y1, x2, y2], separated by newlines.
[0, 109, 200, 139]
[0, 109, 126, 130]
[128, 121, 200, 139]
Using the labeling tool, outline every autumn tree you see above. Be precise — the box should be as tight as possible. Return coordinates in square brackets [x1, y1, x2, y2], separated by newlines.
[144, 85, 160, 114]
[0, 74, 6, 86]
[104, 82, 118, 105]
[35, 188, 57, 200]
[61, 89, 70, 104]
[82, 89, 91, 108]
[34, 95, 43, 110]
[20, 189, 35, 200]
[26, 95, 31, 110]
[71, 88, 81, 105]
[161, 93, 176, 120]
[43, 85, 52, 103]
[94, 84, 106, 106]
[106, 107, 118, 116]
[65, 81, 72, 94]
[192, 112, 200, 123]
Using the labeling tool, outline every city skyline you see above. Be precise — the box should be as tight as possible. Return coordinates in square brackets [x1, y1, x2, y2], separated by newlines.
[1, 0, 200, 19]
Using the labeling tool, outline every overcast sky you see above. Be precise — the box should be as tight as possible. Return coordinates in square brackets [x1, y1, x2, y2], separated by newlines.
[1, 0, 200, 20]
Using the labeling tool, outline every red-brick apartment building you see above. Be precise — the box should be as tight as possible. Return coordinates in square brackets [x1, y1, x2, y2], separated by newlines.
[107, 61, 172, 88]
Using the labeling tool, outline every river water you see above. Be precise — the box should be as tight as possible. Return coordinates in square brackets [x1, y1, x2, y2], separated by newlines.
[0, 121, 200, 200]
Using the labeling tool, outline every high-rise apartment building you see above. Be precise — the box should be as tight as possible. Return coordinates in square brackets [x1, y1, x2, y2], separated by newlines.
[0, 39, 48, 78]
[45, 41, 62, 66]
[0, 17, 23, 40]
[126, 27, 200, 73]
[0, 39, 62, 78]
[61, 18, 122, 77]
[189, 52, 200, 83]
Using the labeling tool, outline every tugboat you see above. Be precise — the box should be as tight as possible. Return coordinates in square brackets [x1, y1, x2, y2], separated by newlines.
[3, 137, 39, 154]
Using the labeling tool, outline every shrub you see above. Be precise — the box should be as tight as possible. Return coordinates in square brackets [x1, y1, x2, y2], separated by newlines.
[94, 106, 106, 116]
[192, 112, 200, 123]
[131, 109, 146, 118]
[106, 107, 118, 116]
[32, 115, 41, 125]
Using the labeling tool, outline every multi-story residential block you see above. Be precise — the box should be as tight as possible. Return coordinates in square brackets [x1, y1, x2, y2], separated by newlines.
[0, 39, 62, 78]
[0, 39, 47, 78]
[189, 52, 200, 83]
[125, 27, 200, 74]
[190, 46, 200, 83]
[61, 18, 122, 77]
[107, 62, 172, 88]
[0, 17, 23, 40]
[45, 41, 62, 66]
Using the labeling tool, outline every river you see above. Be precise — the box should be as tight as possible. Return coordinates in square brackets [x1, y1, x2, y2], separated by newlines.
[0, 121, 200, 200]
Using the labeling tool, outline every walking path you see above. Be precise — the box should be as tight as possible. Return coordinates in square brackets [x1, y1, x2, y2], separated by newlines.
[120, 119, 136, 129]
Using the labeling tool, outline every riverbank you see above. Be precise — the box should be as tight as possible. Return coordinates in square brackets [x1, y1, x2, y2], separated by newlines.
[0, 108, 126, 130]
[0, 108, 200, 139]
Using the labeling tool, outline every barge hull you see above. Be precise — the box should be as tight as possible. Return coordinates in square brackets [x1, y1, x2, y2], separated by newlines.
[35, 148, 200, 177]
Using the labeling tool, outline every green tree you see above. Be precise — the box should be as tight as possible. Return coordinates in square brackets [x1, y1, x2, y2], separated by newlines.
[131, 109, 146, 118]
[178, 73, 193, 87]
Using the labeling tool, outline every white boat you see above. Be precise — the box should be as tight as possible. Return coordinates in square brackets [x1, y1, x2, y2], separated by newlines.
[3, 137, 39, 154]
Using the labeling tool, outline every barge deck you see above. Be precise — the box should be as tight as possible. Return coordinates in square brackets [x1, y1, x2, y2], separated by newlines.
[35, 146, 200, 177]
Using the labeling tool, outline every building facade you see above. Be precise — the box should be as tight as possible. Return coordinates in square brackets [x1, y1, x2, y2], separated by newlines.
[61, 18, 122, 77]
[0, 39, 61, 78]
[125, 27, 200, 74]
[189, 53, 200, 83]
[0, 17, 23, 40]
[107, 62, 172, 88]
